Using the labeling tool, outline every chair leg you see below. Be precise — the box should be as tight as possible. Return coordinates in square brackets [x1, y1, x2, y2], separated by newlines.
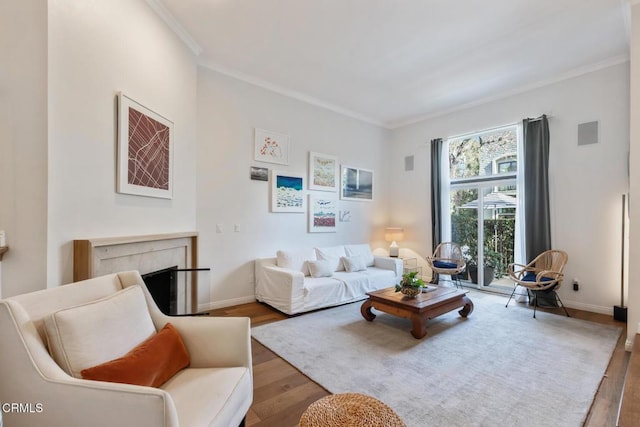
[554, 292, 571, 317]
[533, 291, 538, 319]
[505, 285, 517, 308]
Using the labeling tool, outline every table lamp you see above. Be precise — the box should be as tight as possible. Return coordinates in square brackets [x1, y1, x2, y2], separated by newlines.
[384, 227, 404, 257]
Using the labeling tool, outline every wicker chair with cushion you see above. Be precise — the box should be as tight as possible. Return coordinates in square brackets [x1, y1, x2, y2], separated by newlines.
[426, 242, 466, 288]
[505, 249, 569, 318]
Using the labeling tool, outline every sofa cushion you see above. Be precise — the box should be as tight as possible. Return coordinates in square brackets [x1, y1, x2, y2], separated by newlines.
[161, 367, 252, 427]
[81, 322, 190, 387]
[344, 244, 375, 267]
[342, 256, 367, 273]
[44, 285, 156, 378]
[277, 248, 317, 276]
[315, 246, 347, 271]
[308, 260, 334, 278]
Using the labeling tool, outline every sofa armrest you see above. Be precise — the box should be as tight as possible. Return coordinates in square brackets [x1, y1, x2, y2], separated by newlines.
[6, 377, 178, 427]
[255, 260, 305, 313]
[374, 256, 403, 280]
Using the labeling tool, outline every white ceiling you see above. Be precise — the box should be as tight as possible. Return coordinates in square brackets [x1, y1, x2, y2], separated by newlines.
[153, 0, 630, 128]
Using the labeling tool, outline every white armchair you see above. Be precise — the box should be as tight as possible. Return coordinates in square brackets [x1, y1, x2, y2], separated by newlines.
[0, 271, 252, 427]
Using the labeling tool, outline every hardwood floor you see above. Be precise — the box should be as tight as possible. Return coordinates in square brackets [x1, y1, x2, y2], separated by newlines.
[209, 299, 629, 427]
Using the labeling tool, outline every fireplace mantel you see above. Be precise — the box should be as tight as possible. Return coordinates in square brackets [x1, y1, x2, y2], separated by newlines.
[73, 232, 198, 313]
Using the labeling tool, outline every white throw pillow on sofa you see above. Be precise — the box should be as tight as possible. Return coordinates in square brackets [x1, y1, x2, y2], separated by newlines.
[307, 260, 334, 278]
[277, 248, 317, 276]
[344, 244, 375, 267]
[315, 246, 347, 271]
[44, 285, 156, 378]
[342, 256, 368, 272]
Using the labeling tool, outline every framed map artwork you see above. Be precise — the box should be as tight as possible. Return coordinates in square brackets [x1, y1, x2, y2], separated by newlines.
[254, 128, 290, 165]
[117, 92, 174, 199]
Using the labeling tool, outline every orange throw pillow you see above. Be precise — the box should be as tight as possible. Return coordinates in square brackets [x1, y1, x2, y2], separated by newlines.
[81, 322, 190, 387]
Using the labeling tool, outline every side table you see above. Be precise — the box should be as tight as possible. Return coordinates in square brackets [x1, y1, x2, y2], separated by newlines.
[400, 257, 422, 278]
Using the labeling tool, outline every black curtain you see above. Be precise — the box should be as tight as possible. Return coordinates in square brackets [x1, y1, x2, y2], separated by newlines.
[430, 138, 443, 284]
[522, 116, 551, 263]
[430, 138, 443, 253]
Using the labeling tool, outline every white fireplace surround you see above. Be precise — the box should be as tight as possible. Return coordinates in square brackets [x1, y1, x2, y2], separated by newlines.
[73, 232, 198, 314]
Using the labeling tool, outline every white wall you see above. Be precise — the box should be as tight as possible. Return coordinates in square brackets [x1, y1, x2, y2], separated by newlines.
[47, 0, 198, 286]
[390, 63, 630, 315]
[628, 3, 640, 347]
[0, 0, 48, 297]
[196, 68, 391, 309]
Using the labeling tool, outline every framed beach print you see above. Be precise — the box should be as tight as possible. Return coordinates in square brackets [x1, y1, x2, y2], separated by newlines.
[271, 170, 305, 213]
[340, 166, 374, 201]
[117, 92, 174, 199]
[309, 194, 337, 233]
[254, 128, 290, 165]
[309, 152, 338, 192]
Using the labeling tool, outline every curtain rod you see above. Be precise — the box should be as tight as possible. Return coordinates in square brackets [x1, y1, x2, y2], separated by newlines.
[526, 114, 552, 122]
[442, 114, 552, 141]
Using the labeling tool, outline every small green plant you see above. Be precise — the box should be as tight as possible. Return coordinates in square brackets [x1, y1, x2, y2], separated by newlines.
[395, 271, 426, 292]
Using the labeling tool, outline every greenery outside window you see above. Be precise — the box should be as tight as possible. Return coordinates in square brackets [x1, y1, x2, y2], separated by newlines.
[444, 124, 520, 287]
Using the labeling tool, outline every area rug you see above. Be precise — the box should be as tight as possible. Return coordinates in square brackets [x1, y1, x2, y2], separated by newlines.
[251, 291, 621, 427]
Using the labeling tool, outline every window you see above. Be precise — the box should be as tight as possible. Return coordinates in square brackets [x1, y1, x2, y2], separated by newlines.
[443, 124, 521, 288]
[495, 155, 517, 194]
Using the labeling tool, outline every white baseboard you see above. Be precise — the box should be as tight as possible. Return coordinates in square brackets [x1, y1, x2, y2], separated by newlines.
[562, 300, 612, 316]
[198, 295, 256, 312]
[625, 339, 634, 352]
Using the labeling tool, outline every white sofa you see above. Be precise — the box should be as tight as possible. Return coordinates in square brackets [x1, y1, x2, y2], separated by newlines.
[255, 244, 403, 315]
[0, 271, 252, 427]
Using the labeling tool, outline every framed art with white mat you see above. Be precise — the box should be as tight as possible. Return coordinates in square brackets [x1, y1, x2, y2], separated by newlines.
[117, 92, 174, 199]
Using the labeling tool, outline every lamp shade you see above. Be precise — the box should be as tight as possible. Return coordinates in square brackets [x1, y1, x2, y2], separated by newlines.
[384, 227, 404, 242]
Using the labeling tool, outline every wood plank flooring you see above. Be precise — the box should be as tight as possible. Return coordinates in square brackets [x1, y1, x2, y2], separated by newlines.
[209, 298, 629, 427]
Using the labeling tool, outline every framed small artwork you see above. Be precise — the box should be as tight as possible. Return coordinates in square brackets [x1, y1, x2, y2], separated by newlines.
[254, 128, 290, 165]
[271, 170, 305, 213]
[309, 152, 338, 192]
[339, 210, 352, 222]
[309, 194, 337, 233]
[117, 92, 174, 199]
[340, 166, 374, 201]
[250, 166, 268, 181]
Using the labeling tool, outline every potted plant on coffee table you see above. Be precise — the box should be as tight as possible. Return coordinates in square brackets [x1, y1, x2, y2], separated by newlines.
[395, 271, 426, 298]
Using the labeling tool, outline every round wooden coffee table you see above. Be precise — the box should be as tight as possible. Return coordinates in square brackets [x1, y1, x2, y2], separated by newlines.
[299, 393, 406, 427]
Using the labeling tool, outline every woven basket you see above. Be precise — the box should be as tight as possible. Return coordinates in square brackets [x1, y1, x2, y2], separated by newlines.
[400, 285, 421, 298]
[299, 393, 406, 427]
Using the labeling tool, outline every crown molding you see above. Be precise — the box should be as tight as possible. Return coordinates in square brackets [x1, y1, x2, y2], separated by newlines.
[145, 0, 203, 56]
[388, 54, 630, 129]
[198, 59, 388, 128]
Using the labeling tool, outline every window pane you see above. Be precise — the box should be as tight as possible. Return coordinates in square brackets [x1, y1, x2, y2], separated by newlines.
[449, 126, 517, 181]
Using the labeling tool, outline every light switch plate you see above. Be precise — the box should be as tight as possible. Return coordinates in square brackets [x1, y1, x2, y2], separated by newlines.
[0, 230, 5, 247]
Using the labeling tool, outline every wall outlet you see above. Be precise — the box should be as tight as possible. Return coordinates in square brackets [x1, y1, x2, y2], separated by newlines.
[573, 280, 579, 291]
[0, 230, 5, 247]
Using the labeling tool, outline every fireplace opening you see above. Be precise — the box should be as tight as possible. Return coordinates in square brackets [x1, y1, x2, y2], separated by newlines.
[142, 266, 178, 315]
[141, 266, 211, 316]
